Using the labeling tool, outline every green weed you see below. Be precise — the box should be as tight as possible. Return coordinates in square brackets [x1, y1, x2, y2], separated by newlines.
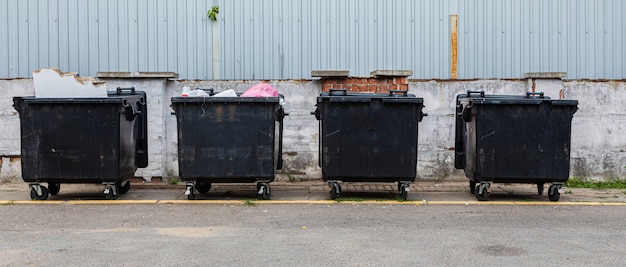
[334, 198, 364, 203]
[168, 178, 179, 185]
[243, 198, 257, 206]
[287, 174, 298, 182]
[394, 197, 408, 202]
[565, 177, 626, 189]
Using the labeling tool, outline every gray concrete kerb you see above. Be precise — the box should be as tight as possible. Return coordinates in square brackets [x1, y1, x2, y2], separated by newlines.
[1, 180, 625, 205]
[310, 70, 350, 78]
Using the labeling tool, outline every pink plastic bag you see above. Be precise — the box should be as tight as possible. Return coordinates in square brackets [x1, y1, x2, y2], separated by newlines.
[240, 83, 278, 97]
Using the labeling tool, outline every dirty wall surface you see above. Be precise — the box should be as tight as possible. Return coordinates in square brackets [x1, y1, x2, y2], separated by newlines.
[0, 78, 623, 183]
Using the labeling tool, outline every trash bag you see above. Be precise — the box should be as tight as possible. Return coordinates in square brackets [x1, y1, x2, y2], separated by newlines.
[188, 89, 211, 97]
[240, 83, 278, 97]
[212, 89, 238, 97]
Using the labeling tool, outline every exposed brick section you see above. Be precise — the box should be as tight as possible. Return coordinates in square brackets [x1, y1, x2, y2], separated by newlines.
[320, 71, 410, 94]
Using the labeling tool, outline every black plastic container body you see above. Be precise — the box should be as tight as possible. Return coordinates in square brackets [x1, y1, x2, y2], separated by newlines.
[315, 90, 425, 183]
[13, 90, 149, 184]
[171, 96, 285, 183]
[455, 91, 578, 184]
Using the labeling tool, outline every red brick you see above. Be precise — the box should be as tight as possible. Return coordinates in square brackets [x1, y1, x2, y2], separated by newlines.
[375, 78, 389, 85]
[324, 78, 336, 85]
[397, 77, 408, 85]
[399, 84, 409, 91]
[322, 84, 331, 92]
[357, 85, 368, 92]
[336, 78, 347, 85]
[368, 85, 378, 92]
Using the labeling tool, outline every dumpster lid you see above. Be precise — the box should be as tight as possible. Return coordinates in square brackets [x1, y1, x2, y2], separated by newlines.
[16, 92, 143, 104]
[469, 97, 577, 106]
[458, 91, 577, 106]
[318, 90, 424, 104]
[171, 96, 281, 104]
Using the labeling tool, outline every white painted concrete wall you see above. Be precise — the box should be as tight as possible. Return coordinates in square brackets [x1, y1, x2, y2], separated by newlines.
[1, 78, 624, 183]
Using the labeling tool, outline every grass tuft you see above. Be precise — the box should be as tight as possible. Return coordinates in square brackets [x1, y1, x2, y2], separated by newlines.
[243, 198, 257, 206]
[565, 177, 626, 189]
[334, 198, 364, 203]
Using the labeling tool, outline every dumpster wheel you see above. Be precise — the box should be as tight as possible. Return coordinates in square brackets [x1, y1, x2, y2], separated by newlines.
[398, 183, 410, 201]
[474, 183, 490, 201]
[185, 183, 196, 200]
[548, 184, 561, 201]
[469, 181, 476, 194]
[29, 184, 49, 200]
[196, 182, 212, 194]
[537, 183, 545, 196]
[117, 180, 131, 194]
[48, 183, 60, 196]
[104, 184, 118, 200]
[257, 183, 271, 200]
[329, 182, 341, 200]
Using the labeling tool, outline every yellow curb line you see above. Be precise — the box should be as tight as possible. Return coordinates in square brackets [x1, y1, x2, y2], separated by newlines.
[65, 200, 159, 205]
[10, 200, 66, 205]
[158, 200, 244, 205]
[254, 200, 337, 205]
[0, 199, 624, 206]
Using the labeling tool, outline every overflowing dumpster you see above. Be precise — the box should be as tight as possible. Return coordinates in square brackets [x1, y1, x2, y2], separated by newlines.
[314, 89, 425, 200]
[455, 91, 578, 201]
[13, 87, 149, 200]
[171, 91, 286, 200]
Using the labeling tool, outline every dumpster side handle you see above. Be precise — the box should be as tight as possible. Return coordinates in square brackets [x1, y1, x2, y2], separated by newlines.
[419, 110, 427, 122]
[329, 88, 347, 96]
[460, 104, 474, 122]
[466, 90, 485, 97]
[135, 93, 149, 168]
[122, 101, 139, 121]
[526, 91, 545, 98]
[276, 107, 288, 170]
[116, 87, 136, 95]
[389, 90, 408, 96]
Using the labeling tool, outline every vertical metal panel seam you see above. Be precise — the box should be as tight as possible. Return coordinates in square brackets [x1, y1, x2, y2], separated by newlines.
[3, 0, 7, 76]
[25, 0, 29, 73]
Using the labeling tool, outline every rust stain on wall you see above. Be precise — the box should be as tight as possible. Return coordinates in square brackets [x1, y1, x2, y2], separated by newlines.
[450, 14, 459, 79]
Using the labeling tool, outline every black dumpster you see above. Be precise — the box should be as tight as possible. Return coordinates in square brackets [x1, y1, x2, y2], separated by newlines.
[455, 91, 578, 201]
[13, 87, 149, 200]
[314, 89, 425, 200]
[171, 92, 286, 200]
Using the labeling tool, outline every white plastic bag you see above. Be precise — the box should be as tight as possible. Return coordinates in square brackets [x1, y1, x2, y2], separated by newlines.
[181, 86, 191, 96]
[187, 89, 211, 97]
[212, 89, 238, 97]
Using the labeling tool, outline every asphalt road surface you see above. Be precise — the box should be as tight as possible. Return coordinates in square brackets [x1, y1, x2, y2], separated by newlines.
[1, 204, 625, 266]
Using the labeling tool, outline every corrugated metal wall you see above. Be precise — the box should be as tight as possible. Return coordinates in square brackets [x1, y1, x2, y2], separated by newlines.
[1, 0, 217, 79]
[458, 0, 625, 79]
[1, 0, 624, 79]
